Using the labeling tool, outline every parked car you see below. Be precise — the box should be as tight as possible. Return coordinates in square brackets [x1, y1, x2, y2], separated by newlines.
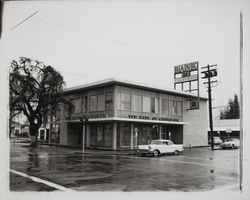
[221, 138, 240, 149]
[208, 137, 222, 145]
[137, 139, 184, 157]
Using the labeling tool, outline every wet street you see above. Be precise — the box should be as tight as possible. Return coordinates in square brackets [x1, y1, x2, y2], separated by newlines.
[9, 143, 239, 192]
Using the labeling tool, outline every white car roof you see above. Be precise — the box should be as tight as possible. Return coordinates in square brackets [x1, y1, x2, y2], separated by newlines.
[152, 139, 172, 142]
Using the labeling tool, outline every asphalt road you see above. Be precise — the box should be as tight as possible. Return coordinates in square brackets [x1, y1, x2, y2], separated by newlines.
[9, 143, 239, 192]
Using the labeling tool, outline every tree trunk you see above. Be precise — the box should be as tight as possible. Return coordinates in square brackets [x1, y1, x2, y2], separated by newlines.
[29, 124, 39, 147]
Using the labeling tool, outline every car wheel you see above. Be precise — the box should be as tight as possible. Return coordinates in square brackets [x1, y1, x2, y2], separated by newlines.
[174, 150, 179, 155]
[232, 144, 235, 149]
[153, 149, 160, 157]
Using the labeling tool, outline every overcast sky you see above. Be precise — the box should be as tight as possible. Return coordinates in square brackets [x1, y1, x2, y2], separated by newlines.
[1, 0, 250, 116]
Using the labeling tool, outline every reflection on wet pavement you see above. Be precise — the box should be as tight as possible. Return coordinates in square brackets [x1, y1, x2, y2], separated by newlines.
[10, 144, 239, 192]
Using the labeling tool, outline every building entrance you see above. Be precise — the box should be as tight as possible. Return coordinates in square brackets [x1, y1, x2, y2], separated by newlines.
[134, 124, 159, 146]
[161, 125, 183, 144]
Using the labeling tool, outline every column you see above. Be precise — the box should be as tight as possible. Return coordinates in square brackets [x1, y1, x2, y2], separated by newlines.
[112, 121, 117, 150]
[86, 124, 90, 147]
[82, 124, 86, 153]
[159, 125, 162, 139]
[130, 123, 134, 149]
[60, 122, 68, 145]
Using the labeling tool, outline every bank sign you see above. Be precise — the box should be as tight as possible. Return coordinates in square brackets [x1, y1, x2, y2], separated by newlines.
[174, 61, 198, 83]
[174, 61, 200, 110]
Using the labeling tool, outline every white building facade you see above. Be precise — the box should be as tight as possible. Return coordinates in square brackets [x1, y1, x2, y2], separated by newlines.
[55, 78, 208, 149]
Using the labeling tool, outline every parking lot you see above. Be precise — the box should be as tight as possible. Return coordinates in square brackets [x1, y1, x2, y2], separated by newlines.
[9, 143, 239, 192]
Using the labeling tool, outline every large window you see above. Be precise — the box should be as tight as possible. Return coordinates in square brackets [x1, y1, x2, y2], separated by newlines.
[132, 95, 142, 112]
[82, 96, 87, 113]
[97, 94, 105, 111]
[73, 98, 81, 113]
[105, 93, 113, 111]
[143, 96, 158, 113]
[90, 123, 112, 147]
[118, 93, 131, 111]
[169, 100, 177, 115]
[90, 94, 106, 112]
[143, 96, 151, 113]
[161, 98, 169, 115]
[117, 123, 131, 148]
[177, 101, 183, 116]
[151, 97, 159, 113]
[89, 96, 97, 112]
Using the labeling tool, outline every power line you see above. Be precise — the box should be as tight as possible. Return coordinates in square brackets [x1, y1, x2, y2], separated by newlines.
[9, 10, 40, 31]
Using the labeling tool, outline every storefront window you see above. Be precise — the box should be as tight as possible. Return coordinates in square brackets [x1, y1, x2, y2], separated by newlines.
[97, 94, 105, 111]
[117, 123, 131, 148]
[104, 124, 112, 147]
[97, 125, 104, 145]
[143, 96, 150, 113]
[132, 95, 142, 112]
[89, 95, 97, 112]
[105, 93, 113, 111]
[161, 98, 169, 115]
[90, 123, 113, 147]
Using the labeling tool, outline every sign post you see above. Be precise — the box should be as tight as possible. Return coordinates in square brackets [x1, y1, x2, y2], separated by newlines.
[80, 116, 89, 153]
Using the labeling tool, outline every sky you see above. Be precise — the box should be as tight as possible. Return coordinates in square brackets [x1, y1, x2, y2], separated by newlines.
[1, 0, 250, 117]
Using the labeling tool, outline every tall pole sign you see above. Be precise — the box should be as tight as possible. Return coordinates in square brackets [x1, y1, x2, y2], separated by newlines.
[174, 61, 200, 110]
[201, 64, 218, 150]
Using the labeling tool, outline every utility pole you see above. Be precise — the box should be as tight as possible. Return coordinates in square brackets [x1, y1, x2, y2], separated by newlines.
[201, 64, 218, 150]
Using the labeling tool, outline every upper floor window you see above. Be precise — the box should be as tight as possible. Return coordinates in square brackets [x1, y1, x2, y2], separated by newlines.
[118, 92, 131, 111]
[97, 94, 105, 111]
[177, 101, 183, 116]
[132, 95, 142, 112]
[82, 96, 87, 113]
[142, 96, 158, 113]
[89, 95, 98, 112]
[105, 93, 113, 111]
[151, 97, 159, 114]
[142, 96, 151, 113]
[172, 100, 177, 115]
[73, 98, 81, 113]
[161, 98, 169, 115]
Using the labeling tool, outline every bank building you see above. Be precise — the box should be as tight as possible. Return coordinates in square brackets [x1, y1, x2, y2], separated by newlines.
[54, 78, 208, 150]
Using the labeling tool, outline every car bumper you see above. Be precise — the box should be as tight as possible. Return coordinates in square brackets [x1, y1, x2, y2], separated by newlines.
[137, 149, 150, 154]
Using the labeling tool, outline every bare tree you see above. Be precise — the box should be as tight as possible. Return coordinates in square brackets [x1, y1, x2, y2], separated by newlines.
[9, 57, 70, 146]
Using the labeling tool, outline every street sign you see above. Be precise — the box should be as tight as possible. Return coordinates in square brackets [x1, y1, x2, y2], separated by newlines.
[201, 69, 217, 79]
[226, 129, 232, 133]
[190, 99, 199, 109]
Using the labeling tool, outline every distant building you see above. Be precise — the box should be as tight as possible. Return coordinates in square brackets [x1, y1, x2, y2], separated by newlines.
[208, 119, 240, 140]
[54, 78, 208, 149]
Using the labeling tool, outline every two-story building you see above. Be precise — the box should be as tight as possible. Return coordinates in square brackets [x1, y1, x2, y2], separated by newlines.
[55, 78, 208, 150]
